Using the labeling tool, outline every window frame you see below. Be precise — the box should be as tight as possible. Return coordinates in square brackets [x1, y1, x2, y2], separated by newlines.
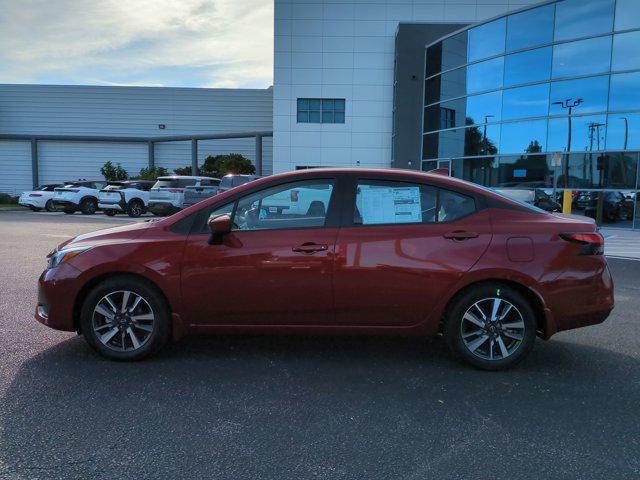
[297, 98, 345, 124]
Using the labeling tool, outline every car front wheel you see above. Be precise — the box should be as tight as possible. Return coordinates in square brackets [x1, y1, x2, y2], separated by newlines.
[45, 199, 56, 212]
[444, 283, 536, 371]
[127, 200, 144, 217]
[80, 276, 170, 361]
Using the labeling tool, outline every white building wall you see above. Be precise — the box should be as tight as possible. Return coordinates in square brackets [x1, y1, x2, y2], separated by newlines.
[0, 85, 273, 194]
[273, 0, 542, 173]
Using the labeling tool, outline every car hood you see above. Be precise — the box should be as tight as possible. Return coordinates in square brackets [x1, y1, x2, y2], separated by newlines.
[60, 220, 157, 250]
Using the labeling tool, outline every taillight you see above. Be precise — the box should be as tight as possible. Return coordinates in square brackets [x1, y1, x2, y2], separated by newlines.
[167, 188, 184, 193]
[29, 194, 43, 197]
[291, 190, 299, 202]
[559, 232, 604, 255]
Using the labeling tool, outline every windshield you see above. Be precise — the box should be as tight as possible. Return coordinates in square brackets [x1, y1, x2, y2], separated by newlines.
[153, 178, 197, 189]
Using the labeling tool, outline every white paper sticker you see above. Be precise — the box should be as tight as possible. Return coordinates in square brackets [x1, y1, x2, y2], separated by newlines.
[359, 186, 422, 224]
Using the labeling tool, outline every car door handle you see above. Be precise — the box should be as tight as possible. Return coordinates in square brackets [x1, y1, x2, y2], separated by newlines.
[443, 230, 479, 240]
[292, 242, 328, 254]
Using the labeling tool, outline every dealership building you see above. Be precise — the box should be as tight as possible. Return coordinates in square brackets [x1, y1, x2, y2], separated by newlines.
[2, 0, 640, 228]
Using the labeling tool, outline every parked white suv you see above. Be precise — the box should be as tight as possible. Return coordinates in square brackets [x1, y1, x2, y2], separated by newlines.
[52, 180, 106, 215]
[148, 176, 217, 216]
[98, 180, 154, 217]
[18, 184, 62, 212]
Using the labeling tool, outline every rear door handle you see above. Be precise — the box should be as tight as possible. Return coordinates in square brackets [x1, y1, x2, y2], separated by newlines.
[443, 230, 479, 240]
[292, 242, 328, 254]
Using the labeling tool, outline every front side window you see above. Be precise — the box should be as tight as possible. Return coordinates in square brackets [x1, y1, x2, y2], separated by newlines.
[233, 180, 335, 231]
[353, 181, 475, 225]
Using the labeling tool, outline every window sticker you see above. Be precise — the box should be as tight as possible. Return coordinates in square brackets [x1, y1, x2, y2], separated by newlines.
[359, 186, 423, 224]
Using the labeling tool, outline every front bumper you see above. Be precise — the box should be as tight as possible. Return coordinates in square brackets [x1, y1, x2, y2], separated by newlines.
[35, 263, 83, 332]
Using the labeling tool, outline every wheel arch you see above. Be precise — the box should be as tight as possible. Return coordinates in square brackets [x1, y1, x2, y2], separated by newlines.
[441, 278, 550, 338]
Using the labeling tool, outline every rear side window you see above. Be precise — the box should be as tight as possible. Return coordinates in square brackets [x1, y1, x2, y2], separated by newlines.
[354, 180, 475, 225]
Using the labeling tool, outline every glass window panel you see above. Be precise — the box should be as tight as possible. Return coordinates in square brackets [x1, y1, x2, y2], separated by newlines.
[424, 99, 463, 132]
[609, 72, 640, 111]
[297, 111, 309, 123]
[322, 99, 334, 111]
[309, 99, 321, 110]
[426, 68, 468, 104]
[467, 57, 504, 94]
[506, 4, 555, 51]
[461, 156, 500, 187]
[549, 76, 609, 115]
[607, 113, 640, 151]
[441, 32, 468, 72]
[499, 120, 548, 154]
[438, 190, 476, 222]
[309, 111, 321, 123]
[504, 47, 552, 87]
[422, 129, 466, 159]
[552, 36, 612, 78]
[334, 99, 345, 111]
[570, 189, 634, 226]
[464, 124, 501, 157]
[322, 111, 334, 123]
[354, 181, 437, 225]
[298, 99, 309, 110]
[422, 160, 438, 172]
[466, 91, 502, 125]
[334, 111, 345, 123]
[554, 0, 614, 42]
[615, 0, 640, 31]
[468, 18, 506, 62]
[612, 31, 640, 72]
[547, 114, 607, 153]
[426, 43, 443, 78]
[599, 153, 638, 189]
[496, 154, 553, 188]
[502, 83, 550, 121]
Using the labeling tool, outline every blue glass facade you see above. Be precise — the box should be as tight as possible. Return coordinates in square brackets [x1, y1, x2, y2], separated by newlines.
[422, 0, 640, 228]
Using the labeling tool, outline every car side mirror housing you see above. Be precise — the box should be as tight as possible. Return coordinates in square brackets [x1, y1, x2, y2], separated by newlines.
[208, 214, 232, 244]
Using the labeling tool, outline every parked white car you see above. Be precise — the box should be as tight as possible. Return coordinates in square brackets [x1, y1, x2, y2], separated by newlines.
[218, 174, 261, 193]
[52, 180, 107, 215]
[18, 184, 62, 212]
[148, 176, 217, 216]
[98, 180, 154, 217]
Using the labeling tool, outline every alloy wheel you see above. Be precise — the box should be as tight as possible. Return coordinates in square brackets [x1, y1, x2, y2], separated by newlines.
[460, 297, 525, 361]
[92, 290, 155, 352]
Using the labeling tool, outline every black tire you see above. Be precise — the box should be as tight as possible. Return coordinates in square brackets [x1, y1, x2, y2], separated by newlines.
[45, 199, 56, 212]
[104, 209, 117, 217]
[80, 198, 97, 215]
[63, 208, 76, 214]
[127, 199, 144, 218]
[444, 283, 537, 371]
[80, 276, 171, 361]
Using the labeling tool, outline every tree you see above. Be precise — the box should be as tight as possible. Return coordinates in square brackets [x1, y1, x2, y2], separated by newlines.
[203, 153, 256, 177]
[136, 166, 168, 180]
[101, 161, 128, 181]
[173, 166, 194, 176]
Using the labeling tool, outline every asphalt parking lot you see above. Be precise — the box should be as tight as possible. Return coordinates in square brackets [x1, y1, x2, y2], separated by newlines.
[0, 210, 639, 480]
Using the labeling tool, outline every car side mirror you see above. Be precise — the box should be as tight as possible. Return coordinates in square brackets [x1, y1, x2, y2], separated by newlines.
[208, 214, 232, 244]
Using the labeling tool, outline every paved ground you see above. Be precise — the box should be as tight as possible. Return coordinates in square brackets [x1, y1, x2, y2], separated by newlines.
[0, 211, 639, 480]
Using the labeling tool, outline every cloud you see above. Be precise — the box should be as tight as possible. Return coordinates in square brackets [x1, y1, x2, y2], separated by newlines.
[0, 0, 274, 88]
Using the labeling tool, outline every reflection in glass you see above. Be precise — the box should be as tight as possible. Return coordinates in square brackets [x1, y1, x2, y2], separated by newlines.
[504, 47, 552, 87]
[502, 84, 550, 121]
[561, 153, 637, 189]
[609, 72, 640, 112]
[554, 0, 614, 42]
[571, 189, 635, 226]
[425, 67, 467, 104]
[463, 157, 499, 187]
[422, 124, 501, 160]
[464, 124, 501, 157]
[607, 113, 640, 151]
[500, 120, 548, 154]
[497, 155, 552, 187]
[467, 57, 504, 94]
[615, 0, 640, 32]
[426, 32, 468, 78]
[552, 36, 612, 78]
[547, 114, 608, 153]
[612, 31, 640, 72]
[466, 91, 502, 125]
[423, 97, 466, 132]
[468, 18, 506, 62]
[506, 4, 555, 51]
[549, 76, 609, 115]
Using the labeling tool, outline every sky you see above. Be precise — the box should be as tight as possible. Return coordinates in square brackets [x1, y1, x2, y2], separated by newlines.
[0, 0, 274, 89]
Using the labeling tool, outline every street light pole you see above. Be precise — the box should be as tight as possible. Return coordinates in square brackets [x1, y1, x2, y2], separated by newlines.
[620, 116, 629, 150]
[551, 98, 583, 188]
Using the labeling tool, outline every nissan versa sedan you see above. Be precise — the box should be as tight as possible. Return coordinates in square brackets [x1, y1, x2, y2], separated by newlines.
[36, 169, 614, 370]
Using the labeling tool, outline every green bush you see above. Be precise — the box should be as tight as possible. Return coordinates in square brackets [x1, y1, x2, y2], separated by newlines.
[101, 161, 129, 181]
[135, 166, 169, 181]
[0, 193, 19, 204]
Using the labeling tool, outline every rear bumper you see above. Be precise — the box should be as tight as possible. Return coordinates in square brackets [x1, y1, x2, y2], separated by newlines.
[52, 200, 79, 209]
[148, 201, 179, 214]
[19, 199, 40, 208]
[35, 264, 83, 332]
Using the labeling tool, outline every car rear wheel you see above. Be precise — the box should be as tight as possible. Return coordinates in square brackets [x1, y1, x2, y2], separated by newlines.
[127, 200, 144, 218]
[80, 198, 97, 215]
[444, 283, 536, 371]
[45, 199, 56, 212]
[80, 276, 170, 361]
[103, 209, 117, 216]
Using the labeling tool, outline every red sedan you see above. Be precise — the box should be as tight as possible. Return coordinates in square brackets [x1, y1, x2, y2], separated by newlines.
[36, 169, 614, 369]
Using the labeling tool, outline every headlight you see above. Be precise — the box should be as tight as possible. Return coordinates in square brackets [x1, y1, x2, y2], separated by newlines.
[48, 246, 92, 269]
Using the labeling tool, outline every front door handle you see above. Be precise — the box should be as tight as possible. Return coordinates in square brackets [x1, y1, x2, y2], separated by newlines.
[443, 230, 479, 240]
[293, 242, 328, 254]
